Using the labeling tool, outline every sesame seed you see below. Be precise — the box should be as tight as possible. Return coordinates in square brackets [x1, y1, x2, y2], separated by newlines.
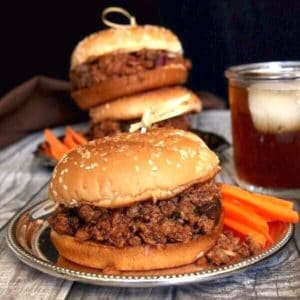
[77, 148, 91, 159]
[154, 153, 160, 159]
[166, 159, 172, 165]
[53, 190, 58, 197]
[61, 168, 69, 175]
[176, 163, 182, 168]
[59, 177, 63, 183]
[152, 165, 158, 171]
[148, 159, 154, 165]
[69, 199, 78, 206]
[154, 140, 164, 147]
[63, 184, 68, 190]
[196, 165, 202, 173]
[135, 165, 140, 172]
[179, 150, 188, 160]
[53, 167, 57, 178]
[59, 153, 67, 163]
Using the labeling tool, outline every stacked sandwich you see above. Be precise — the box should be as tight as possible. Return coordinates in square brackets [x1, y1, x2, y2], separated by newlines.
[69, 25, 202, 138]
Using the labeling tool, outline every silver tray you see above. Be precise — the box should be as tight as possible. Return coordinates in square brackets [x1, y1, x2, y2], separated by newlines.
[6, 199, 293, 288]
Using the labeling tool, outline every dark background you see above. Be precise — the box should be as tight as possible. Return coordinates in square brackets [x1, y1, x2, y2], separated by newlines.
[1, 0, 300, 102]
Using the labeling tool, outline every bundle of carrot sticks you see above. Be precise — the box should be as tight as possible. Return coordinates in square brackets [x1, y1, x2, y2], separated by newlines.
[43, 127, 88, 160]
[221, 184, 299, 247]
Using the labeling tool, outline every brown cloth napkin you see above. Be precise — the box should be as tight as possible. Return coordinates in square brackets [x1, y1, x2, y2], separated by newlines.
[0, 76, 88, 149]
[0, 76, 225, 149]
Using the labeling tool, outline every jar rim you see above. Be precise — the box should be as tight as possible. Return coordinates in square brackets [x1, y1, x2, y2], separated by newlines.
[225, 61, 300, 80]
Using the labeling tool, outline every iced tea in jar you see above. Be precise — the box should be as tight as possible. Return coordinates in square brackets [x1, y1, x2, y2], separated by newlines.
[225, 62, 300, 198]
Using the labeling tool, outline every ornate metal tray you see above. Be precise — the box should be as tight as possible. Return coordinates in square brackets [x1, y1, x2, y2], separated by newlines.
[6, 199, 293, 288]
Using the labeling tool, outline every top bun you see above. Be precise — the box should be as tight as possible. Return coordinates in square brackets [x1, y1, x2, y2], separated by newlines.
[71, 25, 183, 69]
[89, 87, 202, 122]
[49, 128, 219, 208]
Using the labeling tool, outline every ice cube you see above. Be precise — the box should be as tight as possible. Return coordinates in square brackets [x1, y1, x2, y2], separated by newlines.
[248, 82, 300, 133]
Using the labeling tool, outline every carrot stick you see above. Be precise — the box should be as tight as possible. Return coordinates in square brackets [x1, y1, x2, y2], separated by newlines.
[44, 129, 69, 160]
[223, 198, 271, 238]
[66, 126, 88, 145]
[221, 184, 299, 223]
[64, 132, 78, 149]
[222, 184, 293, 209]
[49, 147, 64, 160]
[224, 217, 267, 247]
[225, 198, 276, 222]
[223, 198, 268, 230]
[255, 194, 293, 209]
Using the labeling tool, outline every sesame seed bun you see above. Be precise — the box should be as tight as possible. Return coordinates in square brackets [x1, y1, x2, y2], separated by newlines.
[89, 87, 202, 122]
[49, 128, 220, 208]
[71, 64, 188, 110]
[70, 25, 183, 69]
[51, 212, 223, 271]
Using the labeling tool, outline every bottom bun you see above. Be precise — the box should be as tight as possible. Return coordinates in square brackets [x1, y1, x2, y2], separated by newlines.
[51, 212, 223, 271]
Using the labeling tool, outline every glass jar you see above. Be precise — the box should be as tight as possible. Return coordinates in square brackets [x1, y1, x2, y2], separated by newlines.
[225, 61, 300, 198]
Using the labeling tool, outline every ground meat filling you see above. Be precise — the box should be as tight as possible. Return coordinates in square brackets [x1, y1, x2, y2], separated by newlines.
[70, 49, 191, 90]
[48, 180, 221, 248]
[196, 230, 262, 266]
[89, 119, 122, 139]
[90, 115, 191, 139]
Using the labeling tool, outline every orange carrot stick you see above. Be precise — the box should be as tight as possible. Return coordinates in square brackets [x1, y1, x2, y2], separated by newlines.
[221, 184, 299, 223]
[223, 196, 275, 222]
[49, 147, 64, 160]
[223, 197, 268, 230]
[224, 217, 267, 247]
[255, 194, 293, 209]
[44, 129, 69, 160]
[222, 184, 293, 209]
[64, 132, 78, 149]
[223, 198, 272, 242]
[66, 126, 88, 145]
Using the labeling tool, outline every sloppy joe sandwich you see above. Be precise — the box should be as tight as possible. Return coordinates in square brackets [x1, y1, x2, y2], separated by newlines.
[48, 128, 223, 271]
[89, 86, 202, 138]
[70, 25, 191, 109]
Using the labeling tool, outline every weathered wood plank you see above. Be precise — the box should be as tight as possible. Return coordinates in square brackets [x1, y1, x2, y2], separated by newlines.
[0, 229, 72, 300]
[0, 130, 74, 299]
[0, 141, 51, 229]
[0, 184, 73, 299]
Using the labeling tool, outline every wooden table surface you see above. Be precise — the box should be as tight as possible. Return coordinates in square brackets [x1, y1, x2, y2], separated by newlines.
[0, 110, 299, 299]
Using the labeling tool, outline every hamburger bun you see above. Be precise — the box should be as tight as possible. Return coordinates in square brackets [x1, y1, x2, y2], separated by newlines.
[49, 128, 220, 208]
[51, 212, 223, 271]
[70, 25, 183, 69]
[71, 64, 188, 110]
[90, 87, 202, 122]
